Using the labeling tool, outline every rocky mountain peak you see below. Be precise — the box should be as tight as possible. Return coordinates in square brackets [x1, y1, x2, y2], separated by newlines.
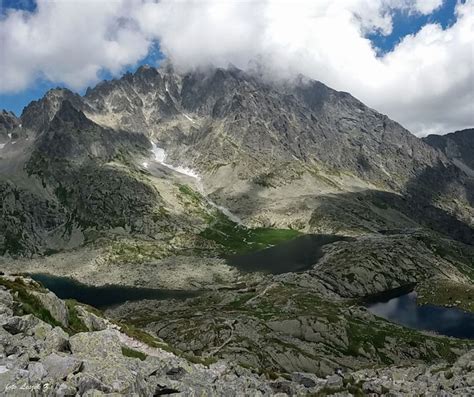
[57, 63, 450, 192]
[49, 100, 93, 131]
[20, 87, 88, 132]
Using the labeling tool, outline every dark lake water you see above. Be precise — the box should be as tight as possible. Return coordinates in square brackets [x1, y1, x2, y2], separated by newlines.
[227, 234, 350, 274]
[367, 290, 474, 339]
[30, 273, 199, 308]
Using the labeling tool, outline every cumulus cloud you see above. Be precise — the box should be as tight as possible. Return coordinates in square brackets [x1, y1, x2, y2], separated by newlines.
[0, 0, 150, 91]
[0, 0, 472, 135]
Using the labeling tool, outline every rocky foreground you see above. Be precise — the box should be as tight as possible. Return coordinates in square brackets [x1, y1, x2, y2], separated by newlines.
[0, 275, 472, 396]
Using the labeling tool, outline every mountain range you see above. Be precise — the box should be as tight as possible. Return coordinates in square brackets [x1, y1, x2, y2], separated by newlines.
[1, 64, 472, 254]
[0, 64, 473, 394]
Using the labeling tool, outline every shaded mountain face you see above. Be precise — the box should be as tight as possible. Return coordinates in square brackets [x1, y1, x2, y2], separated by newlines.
[424, 129, 474, 174]
[21, 88, 91, 132]
[32, 100, 150, 162]
[0, 110, 20, 143]
[0, 64, 472, 257]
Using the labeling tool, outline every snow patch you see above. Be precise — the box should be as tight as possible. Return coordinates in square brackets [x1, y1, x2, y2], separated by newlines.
[151, 143, 200, 179]
[149, 142, 243, 224]
[7, 133, 11, 139]
[0, 143, 5, 150]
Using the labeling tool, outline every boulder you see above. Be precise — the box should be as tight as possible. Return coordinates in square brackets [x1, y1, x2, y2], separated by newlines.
[27, 362, 47, 382]
[32, 291, 69, 327]
[55, 382, 78, 397]
[43, 327, 70, 354]
[69, 329, 122, 358]
[75, 305, 108, 331]
[72, 373, 112, 395]
[3, 314, 39, 335]
[326, 374, 343, 390]
[42, 353, 82, 382]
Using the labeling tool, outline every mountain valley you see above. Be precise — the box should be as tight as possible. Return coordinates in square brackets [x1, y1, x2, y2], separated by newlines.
[0, 64, 473, 395]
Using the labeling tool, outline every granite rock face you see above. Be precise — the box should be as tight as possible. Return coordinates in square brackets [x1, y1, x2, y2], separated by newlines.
[83, 65, 447, 189]
[0, 278, 319, 396]
[424, 128, 474, 173]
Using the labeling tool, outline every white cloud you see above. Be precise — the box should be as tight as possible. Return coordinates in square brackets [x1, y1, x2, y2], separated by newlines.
[413, 0, 443, 14]
[0, 0, 150, 91]
[0, 0, 472, 135]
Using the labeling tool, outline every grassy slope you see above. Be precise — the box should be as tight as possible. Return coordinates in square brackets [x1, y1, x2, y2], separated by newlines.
[200, 211, 302, 255]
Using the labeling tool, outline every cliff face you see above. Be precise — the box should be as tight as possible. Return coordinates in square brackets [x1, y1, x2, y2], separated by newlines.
[0, 110, 20, 144]
[424, 128, 474, 173]
[82, 65, 446, 190]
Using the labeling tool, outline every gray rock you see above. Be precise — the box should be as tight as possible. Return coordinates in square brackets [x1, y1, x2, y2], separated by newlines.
[326, 374, 343, 390]
[55, 381, 78, 397]
[292, 372, 318, 388]
[27, 362, 47, 382]
[166, 366, 187, 380]
[424, 128, 474, 172]
[0, 288, 13, 309]
[75, 305, 108, 331]
[42, 353, 82, 381]
[43, 326, 70, 353]
[31, 291, 69, 327]
[3, 315, 39, 335]
[69, 329, 122, 358]
[73, 373, 112, 395]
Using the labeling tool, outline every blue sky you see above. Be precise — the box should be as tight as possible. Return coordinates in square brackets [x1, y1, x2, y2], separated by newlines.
[368, 0, 459, 54]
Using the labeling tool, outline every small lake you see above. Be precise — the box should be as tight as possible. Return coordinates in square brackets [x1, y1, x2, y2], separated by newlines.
[367, 290, 474, 339]
[227, 234, 350, 274]
[30, 274, 199, 308]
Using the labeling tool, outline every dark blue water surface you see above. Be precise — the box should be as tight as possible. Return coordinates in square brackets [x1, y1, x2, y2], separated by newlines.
[30, 273, 199, 308]
[367, 291, 474, 339]
[227, 234, 351, 274]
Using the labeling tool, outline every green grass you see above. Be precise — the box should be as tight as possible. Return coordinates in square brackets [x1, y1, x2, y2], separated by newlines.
[121, 346, 147, 361]
[344, 315, 470, 365]
[0, 277, 61, 328]
[104, 239, 170, 265]
[416, 280, 474, 313]
[178, 184, 203, 204]
[65, 300, 89, 334]
[200, 213, 302, 254]
[183, 353, 218, 366]
[117, 322, 164, 348]
[177, 182, 303, 255]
